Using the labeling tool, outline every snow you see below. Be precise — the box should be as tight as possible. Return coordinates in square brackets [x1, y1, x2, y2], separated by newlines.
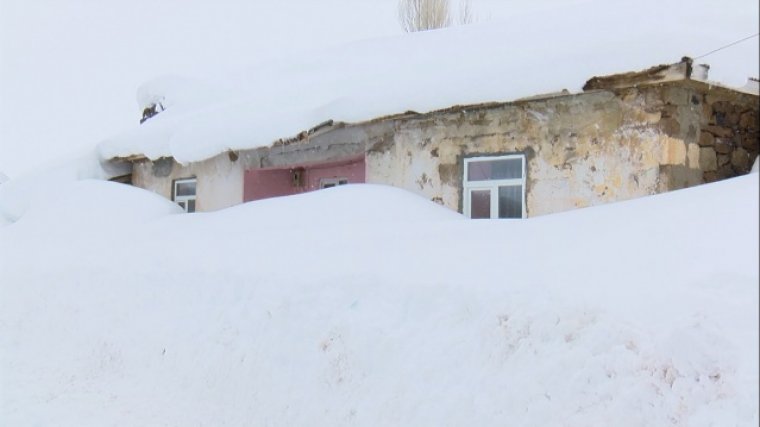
[97, 0, 760, 165]
[0, 171, 9, 226]
[1, 176, 757, 425]
[209, 184, 463, 228]
[740, 78, 760, 94]
[1, 0, 758, 423]
[0, 151, 130, 223]
[752, 156, 759, 173]
[16, 180, 182, 229]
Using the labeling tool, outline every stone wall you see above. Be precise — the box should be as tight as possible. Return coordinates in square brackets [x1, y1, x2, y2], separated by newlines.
[633, 80, 758, 188]
[697, 88, 758, 182]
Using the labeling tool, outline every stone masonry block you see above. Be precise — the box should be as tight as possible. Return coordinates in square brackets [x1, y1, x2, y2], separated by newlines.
[698, 131, 715, 147]
[703, 125, 732, 138]
[731, 147, 751, 172]
[699, 147, 717, 171]
[714, 139, 733, 154]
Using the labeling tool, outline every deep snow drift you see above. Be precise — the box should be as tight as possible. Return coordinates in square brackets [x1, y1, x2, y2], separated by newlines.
[0, 152, 130, 223]
[0, 176, 757, 425]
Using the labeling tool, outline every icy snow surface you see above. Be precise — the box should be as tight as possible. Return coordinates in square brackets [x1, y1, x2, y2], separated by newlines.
[97, 0, 760, 165]
[1, 176, 758, 425]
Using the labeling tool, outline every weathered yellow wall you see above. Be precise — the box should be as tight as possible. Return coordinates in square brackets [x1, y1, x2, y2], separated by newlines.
[366, 83, 758, 217]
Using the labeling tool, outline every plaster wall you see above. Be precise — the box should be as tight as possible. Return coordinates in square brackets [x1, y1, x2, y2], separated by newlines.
[366, 91, 669, 216]
[132, 152, 244, 212]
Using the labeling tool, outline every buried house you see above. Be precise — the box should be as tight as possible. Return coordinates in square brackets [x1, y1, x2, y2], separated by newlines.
[99, 58, 759, 218]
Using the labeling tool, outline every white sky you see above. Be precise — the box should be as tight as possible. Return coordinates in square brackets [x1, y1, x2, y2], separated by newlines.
[1, 0, 757, 179]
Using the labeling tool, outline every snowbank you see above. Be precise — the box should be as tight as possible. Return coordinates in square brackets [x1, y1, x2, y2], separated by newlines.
[16, 180, 181, 229]
[1, 176, 757, 425]
[0, 152, 130, 224]
[208, 184, 463, 229]
[97, 0, 760, 165]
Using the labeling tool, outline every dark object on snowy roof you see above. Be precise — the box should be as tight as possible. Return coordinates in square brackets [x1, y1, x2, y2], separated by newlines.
[140, 103, 163, 124]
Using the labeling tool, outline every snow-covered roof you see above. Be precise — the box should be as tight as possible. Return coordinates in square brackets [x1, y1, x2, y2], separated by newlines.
[97, 1, 760, 165]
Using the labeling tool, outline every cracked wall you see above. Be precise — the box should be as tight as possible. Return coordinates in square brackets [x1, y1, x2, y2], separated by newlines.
[365, 82, 758, 217]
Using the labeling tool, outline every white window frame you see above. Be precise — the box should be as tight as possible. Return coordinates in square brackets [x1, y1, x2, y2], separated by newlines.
[319, 177, 349, 189]
[463, 154, 526, 219]
[173, 177, 197, 213]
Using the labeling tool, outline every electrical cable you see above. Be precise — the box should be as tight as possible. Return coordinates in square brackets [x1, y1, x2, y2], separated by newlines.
[694, 33, 759, 60]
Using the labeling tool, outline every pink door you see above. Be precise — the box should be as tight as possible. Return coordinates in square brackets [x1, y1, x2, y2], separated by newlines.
[244, 156, 365, 202]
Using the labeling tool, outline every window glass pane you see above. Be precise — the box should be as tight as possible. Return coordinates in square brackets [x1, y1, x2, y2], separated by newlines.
[470, 189, 491, 219]
[177, 200, 186, 210]
[187, 200, 196, 213]
[467, 158, 522, 181]
[175, 180, 196, 197]
[321, 178, 348, 188]
[498, 185, 522, 218]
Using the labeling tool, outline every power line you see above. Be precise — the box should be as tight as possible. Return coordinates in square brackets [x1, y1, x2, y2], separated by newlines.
[694, 32, 759, 60]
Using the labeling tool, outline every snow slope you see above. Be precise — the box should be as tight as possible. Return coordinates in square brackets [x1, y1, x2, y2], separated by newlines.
[0, 151, 130, 223]
[97, 0, 760, 165]
[1, 176, 757, 426]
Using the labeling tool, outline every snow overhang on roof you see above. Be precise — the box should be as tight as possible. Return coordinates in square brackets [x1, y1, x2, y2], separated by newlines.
[100, 55, 756, 166]
[96, 14, 759, 167]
